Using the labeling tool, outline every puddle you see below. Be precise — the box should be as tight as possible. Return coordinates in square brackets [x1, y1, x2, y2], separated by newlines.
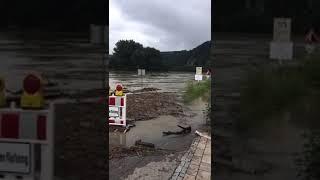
[110, 115, 181, 147]
[109, 98, 210, 150]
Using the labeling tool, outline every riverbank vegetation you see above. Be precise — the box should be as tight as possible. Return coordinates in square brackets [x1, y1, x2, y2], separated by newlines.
[183, 79, 211, 125]
[240, 54, 320, 132]
[183, 79, 211, 103]
[240, 54, 320, 179]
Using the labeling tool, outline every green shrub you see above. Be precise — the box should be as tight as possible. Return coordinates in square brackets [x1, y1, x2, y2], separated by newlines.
[183, 79, 211, 103]
[239, 64, 307, 132]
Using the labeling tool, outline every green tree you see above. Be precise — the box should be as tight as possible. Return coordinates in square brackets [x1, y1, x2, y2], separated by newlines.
[144, 47, 163, 70]
[112, 40, 164, 70]
[112, 40, 143, 65]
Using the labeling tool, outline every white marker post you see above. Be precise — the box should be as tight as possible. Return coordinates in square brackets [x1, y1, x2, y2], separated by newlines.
[195, 67, 203, 83]
[270, 18, 293, 63]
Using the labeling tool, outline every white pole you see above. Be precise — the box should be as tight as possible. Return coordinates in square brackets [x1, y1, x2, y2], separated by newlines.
[40, 103, 54, 180]
[123, 94, 127, 127]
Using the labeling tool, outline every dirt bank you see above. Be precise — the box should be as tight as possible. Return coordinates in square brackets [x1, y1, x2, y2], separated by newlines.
[126, 92, 184, 121]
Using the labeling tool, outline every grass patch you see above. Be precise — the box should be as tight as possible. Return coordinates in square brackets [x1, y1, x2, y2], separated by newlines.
[239, 54, 320, 134]
[183, 79, 211, 103]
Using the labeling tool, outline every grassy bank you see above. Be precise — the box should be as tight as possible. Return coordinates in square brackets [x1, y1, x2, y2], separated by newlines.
[240, 54, 320, 133]
[183, 78, 211, 126]
[183, 79, 211, 103]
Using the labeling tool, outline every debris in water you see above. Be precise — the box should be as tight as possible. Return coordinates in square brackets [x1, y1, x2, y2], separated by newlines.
[163, 125, 191, 135]
[195, 130, 211, 140]
[123, 124, 135, 133]
[135, 139, 155, 148]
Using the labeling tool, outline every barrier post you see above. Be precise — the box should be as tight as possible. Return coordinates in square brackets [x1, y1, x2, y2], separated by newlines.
[108, 94, 127, 127]
[40, 103, 54, 180]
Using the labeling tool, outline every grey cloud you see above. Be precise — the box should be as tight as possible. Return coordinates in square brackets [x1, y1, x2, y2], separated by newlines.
[110, 0, 210, 52]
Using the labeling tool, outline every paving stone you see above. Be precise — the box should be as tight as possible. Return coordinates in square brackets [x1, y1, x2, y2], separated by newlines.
[186, 164, 199, 176]
[196, 170, 211, 180]
[200, 137, 208, 143]
[190, 155, 202, 166]
[201, 155, 211, 164]
[181, 161, 186, 167]
[181, 165, 188, 174]
[194, 149, 204, 157]
[171, 172, 179, 180]
[185, 161, 191, 168]
[203, 147, 211, 155]
[187, 153, 194, 159]
[177, 176, 184, 180]
[190, 146, 197, 152]
[197, 142, 206, 150]
[181, 156, 187, 162]
[199, 162, 211, 172]
[184, 174, 196, 180]
[175, 165, 183, 173]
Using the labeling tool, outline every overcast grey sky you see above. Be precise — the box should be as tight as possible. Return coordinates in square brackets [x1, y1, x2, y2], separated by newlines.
[109, 0, 211, 54]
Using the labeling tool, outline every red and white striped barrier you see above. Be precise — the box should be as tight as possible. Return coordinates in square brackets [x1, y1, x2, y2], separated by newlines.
[0, 103, 54, 180]
[0, 111, 48, 141]
[108, 95, 127, 127]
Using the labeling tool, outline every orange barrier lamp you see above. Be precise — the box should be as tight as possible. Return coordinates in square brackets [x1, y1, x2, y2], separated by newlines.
[20, 73, 45, 109]
[115, 84, 124, 96]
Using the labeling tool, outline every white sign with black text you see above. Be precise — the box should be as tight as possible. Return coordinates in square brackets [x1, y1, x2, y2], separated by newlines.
[195, 75, 203, 81]
[196, 67, 202, 75]
[109, 106, 120, 117]
[0, 142, 31, 174]
[270, 17, 293, 60]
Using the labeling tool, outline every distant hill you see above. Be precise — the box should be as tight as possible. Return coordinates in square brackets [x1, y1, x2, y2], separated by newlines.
[160, 41, 211, 67]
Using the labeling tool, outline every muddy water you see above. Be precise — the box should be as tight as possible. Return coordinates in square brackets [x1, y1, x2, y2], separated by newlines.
[1, 32, 195, 98]
[109, 97, 209, 150]
[109, 71, 194, 93]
